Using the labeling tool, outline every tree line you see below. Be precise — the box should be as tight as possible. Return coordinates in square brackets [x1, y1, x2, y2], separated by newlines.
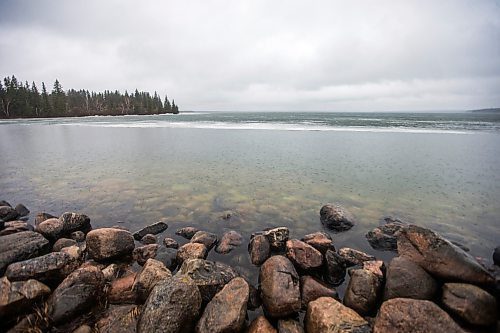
[0, 75, 179, 118]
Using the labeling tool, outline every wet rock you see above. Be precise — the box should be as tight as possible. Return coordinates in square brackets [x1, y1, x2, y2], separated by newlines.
[441, 283, 497, 326]
[286, 239, 323, 271]
[177, 259, 238, 303]
[302, 231, 335, 253]
[86, 228, 135, 261]
[133, 258, 172, 302]
[366, 222, 405, 252]
[0, 200, 11, 207]
[102, 263, 119, 281]
[175, 226, 199, 239]
[140, 233, 157, 245]
[34, 212, 56, 227]
[305, 297, 370, 333]
[300, 275, 338, 308]
[0, 206, 19, 222]
[323, 249, 346, 285]
[398, 225, 494, 285]
[5, 251, 78, 283]
[133, 221, 168, 240]
[71, 230, 86, 242]
[108, 273, 138, 304]
[0, 220, 32, 236]
[384, 256, 437, 300]
[373, 298, 466, 333]
[191, 231, 218, 251]
[163, 237, 179, 249]
[494, 246, 500, 266]
[337, 247, 376, 267]
[154, 246, 178, 271]
[195, 277, 249, 333]
[248, 234, 271, 265]
[320, 204, 356, 232]
[215, 230, 243, 254]
[278, 319, 304, 333]
[14, 204, 29, 217]
[362, 260, 385, 281]
[47, 266, 105, 323]
[176, 242, 208, 264]
[35, 217, 63, 240]
[96, 305, 139, 333]
[262, 227, 289, 251]
[260, 255, 301, 318]
[344, 268, 382, 315]
[248, 316, 277, 333]
[137, 275, 202, 333]
[0, 277, 51, 319]
[133, 244, 159, 266]
[52, 238, 77, 252]
[0, 231, 50, 275]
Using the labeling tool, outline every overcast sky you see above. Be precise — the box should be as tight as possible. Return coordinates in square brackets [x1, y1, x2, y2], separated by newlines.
[1, 0, 499, 111]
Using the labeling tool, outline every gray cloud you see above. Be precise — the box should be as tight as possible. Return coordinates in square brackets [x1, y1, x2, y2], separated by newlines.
[1, 0, 499, 111]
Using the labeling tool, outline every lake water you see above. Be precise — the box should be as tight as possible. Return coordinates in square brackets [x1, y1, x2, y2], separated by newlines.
[1, 111, 500, 288]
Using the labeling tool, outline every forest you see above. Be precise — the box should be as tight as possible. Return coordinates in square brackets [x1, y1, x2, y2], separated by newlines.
[0, 75, 179, 118]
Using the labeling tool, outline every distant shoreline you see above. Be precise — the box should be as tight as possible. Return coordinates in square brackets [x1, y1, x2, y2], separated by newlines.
[467, 108, 500, 113]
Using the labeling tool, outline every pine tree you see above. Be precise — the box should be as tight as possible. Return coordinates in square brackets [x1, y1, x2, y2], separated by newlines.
[51, 79, 66, 116]
[164, 95, 172, 113]
[41, 82, 51, 117]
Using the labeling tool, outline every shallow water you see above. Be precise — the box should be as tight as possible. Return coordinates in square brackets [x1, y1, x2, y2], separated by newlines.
[1, 112, 500, 294]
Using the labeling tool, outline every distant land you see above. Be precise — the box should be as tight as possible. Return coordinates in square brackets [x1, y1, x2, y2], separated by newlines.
[0, 75, 179, 119]
[468, 108, 500, 113]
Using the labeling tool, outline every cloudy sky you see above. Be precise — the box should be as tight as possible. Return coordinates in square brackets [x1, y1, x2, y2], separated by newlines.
[1, 0, 499, 111]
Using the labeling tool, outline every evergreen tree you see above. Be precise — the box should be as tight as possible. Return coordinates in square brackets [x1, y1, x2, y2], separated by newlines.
[41, 82, 52, 117]
[51, 79, 67, 116]
[164, 95, 172, 113]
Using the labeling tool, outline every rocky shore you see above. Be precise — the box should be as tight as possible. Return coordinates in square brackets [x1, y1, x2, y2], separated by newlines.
[0, 200, 499, 332]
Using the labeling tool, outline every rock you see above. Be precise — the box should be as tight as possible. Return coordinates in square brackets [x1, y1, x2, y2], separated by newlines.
[191, 231, 218, 250]
[373, 298, 466, 333]
[262, 227, 289, 251]
[362, 260, 385, 281]
[398, 225, 494, 285]
[337, 247, 376, 267]
[177, 259, 238, 303]
[101, 263, 119, 281]
[175, 226, 199, 239]
[86, 228, 135, 261]
[34, 212, 56, 227]
[108, 273, 138, 304]
[95, 305, 139, 333]
[323, 249, 346, 285]
[0, 231, 50, 275]
[0, 206, 19, 222]
[319, 204, 356, 232]
[133, 244, 159, 266]
[384, 256, 437, 300]
[0, 220, 32, 236]
[302, 231, 335, 253]
[366, 222, 404, 251]
[5, 251, 78, 283]
[0, 200, 11, 207]
[72, 324, 93, 333]
[441, 283, 497, 326]
[71, 230, 86, 242]
[215, 230, 243, 254]
[344, 268, 382, 315]
[305, 297, 370, 333]
[0, 219, 3, 230]
[133, 221, 168, 240]
[494, 246, 500, 266]
[286, 239, 323, 271]
[133, 258, 172, 302]
[163, 237, 179, 249]
[300, 275, 338, 308]
[195, 277, 249, 333]
[59, 212, 91, 233]
[137, 275, 202, 333]
[52, 238, 77, 252]
[277, 319, 304, 333]
[177, 242, 208, 264]
[140, 233, 157, 245]
[35, 217, 63, 240]
[260, 255, 301, 318]
[154, 246, 178, 271]
[248, 234, 271, 265]
[47, 266, 105, 323]
[0, 277, 51, 319]
[247, 282, 262, 310]
[14, 204, 29, 217]
[248, 316, 277, 333]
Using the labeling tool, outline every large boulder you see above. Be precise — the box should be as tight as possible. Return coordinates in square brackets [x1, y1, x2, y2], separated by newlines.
[373, 298, 466, 333]
[47, 266, 105, 323]
[384, 256, 438, 301]
[86, 228, 135, 261]
[398, 225, 494, 285]
[0, 277, 51, 319]
[441, 283, 497, 326]
[191, 231, 218, 251]
[344, 268, 382, 315]
[133, 258, 172, 302]
[248, 234, 271, 265]
[137, 275, 202, 333]
[176, 243, 208, 264]
[195, 277, 249, 333]
[337, 247, 375, 267]
[259, 255, 301, 318]
[301, 231, 335, 254]
[0, 231, 50, 275]
[215, 230, 243, 254]
[300, 275, 338, 308]
[262, 227, 289, 251]
[286, 239, 323, 271]
[133, 221, 168, 240]
[323, 249, 346, 285]
[305, 297, 370, 333]
[248, 316, 277, 333]
[95, 305, 139, 333]
[177, 259, 238, 303]
[320, 204, 356, 232]
[365, 222, 404, 251]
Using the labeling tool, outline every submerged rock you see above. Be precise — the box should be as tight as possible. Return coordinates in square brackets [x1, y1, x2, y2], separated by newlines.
[0, 231, 50, 275]
[320, 204, 356, 232]
[14, 204, 30, 217]
[86, 228, 135, 262]
[366, 222, 405, 252]
[0, 277, 51, 319]
[191, 231, 218, 251]
[301, 231, 335, 253]
[248, 234, 271, 265]
[323, 249, 346, 285]
[176, 243, 208, 264]
[286, 239, 323, 271]
[133, 221, 168, 240]
[248, 316, 277, 333]
[175, 226, 200, 239]
[300, 275, 338, 308]
[262, 227, 289, 251]
[344, 268, 382, 315]
[215, 230, 243, 254]
[133, 258, 172, 302]
[337, 247, 376, 267]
